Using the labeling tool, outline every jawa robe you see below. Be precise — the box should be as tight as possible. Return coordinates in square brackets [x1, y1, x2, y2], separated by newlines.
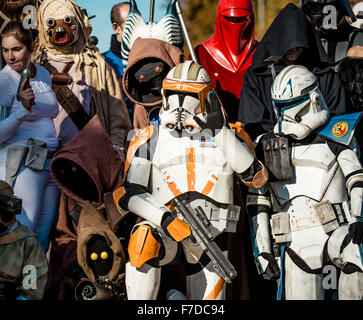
[48, 116, 126, 292]
[122, 37, 184, 130]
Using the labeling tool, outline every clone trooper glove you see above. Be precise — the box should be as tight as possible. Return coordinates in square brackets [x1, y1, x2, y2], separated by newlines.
[259, 252, 280, 281]
[193, 91, 225, 133]
[348, 221, 363, 245]
[161, 212, 191, 242]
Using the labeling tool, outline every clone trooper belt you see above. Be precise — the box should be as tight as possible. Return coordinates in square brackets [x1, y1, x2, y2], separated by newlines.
[184, 198, 241, 234]
[290, 203, 348, 231]
[271, 198, 350, 243]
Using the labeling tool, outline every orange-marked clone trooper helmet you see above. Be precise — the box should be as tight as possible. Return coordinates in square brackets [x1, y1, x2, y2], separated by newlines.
[160, 61, 214, 133]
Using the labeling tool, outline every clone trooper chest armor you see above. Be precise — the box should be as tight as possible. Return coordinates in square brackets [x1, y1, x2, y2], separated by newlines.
[151, 127, 234, 205]
[269, 139, 348, 211]
[260, 135, 353, 245]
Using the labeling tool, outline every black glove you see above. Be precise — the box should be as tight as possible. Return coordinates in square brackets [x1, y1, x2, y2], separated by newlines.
[348, 221, 363, 245]
[193, 90, 225, 132]
[259, 252, 280, 281]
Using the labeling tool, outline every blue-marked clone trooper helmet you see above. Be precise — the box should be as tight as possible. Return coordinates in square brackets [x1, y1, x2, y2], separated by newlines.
[271, 65, 329, 140]
[160, 61, 214, 134]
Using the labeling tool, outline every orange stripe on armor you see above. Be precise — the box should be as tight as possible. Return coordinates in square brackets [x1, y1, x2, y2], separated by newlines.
[163, 79, 213, 114]
[204, 278, 225, 300]
[112, 186, 125, 207]
[125, 126, 154, 174]
[202, 175, 219, 196]
[202, 180, 215, 196]
[186, 147, 196, 191]
[167, 181, 182, 197]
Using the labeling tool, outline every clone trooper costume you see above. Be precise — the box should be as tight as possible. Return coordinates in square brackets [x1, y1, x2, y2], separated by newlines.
[109, 61, 268, 300]
[247, 65, 363, 300]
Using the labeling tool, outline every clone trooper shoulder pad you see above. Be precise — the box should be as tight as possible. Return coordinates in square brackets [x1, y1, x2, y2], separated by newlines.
[125, 126, 155, 173]
[315, 112, 363, 146]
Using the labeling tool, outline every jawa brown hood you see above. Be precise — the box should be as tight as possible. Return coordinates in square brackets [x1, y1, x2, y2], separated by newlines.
[122, 37, 184, 108]
[50, 115, 126, 285]
[77, 202, 126, 282]
[50, 115, 124, 205]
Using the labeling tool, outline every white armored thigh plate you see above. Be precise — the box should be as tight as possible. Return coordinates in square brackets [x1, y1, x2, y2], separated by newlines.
[289, 225, 329, 270]
[328, 225, 363, 270]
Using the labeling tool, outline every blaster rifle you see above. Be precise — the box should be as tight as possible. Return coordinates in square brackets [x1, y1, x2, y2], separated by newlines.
[172, 196, 237, 283]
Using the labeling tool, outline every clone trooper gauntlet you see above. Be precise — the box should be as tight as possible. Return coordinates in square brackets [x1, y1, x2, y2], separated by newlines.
[161, 212, 191, 242]
[247, 187, 279, 280]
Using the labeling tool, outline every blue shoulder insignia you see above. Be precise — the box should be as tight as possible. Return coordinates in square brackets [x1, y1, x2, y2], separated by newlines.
[315, 112, 363, 145]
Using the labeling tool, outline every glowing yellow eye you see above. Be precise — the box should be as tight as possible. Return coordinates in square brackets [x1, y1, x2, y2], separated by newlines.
[155, 66, 163, 73]
[90, 253, 98, 261]
[101, 251, 108, 260]
[137, 75, 144, 82]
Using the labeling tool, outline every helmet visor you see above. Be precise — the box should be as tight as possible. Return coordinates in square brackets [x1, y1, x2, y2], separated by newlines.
[162, 78, 213, 113]
[272, 93, 310, 121]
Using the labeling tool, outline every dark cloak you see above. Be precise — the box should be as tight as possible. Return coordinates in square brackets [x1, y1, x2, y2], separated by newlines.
[123, 37, 184, 129]
[48, 115, 126, 294]
[238, 3, 347, 141]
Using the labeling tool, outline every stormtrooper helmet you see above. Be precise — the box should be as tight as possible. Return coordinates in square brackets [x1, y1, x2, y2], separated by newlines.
[271, 64, 329, 140]
[160, 61, 213, 133]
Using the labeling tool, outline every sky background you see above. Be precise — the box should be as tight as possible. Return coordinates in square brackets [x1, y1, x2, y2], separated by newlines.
[76, 0, 166, 53]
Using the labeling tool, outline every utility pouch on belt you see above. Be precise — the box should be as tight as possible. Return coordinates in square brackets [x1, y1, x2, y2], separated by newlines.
[313, 200, 340, 234]
[5, 145, 27, 187]
[263, 136, 293, 181]
[24, 138, 47, 171]
[270, 211, 291, 243]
